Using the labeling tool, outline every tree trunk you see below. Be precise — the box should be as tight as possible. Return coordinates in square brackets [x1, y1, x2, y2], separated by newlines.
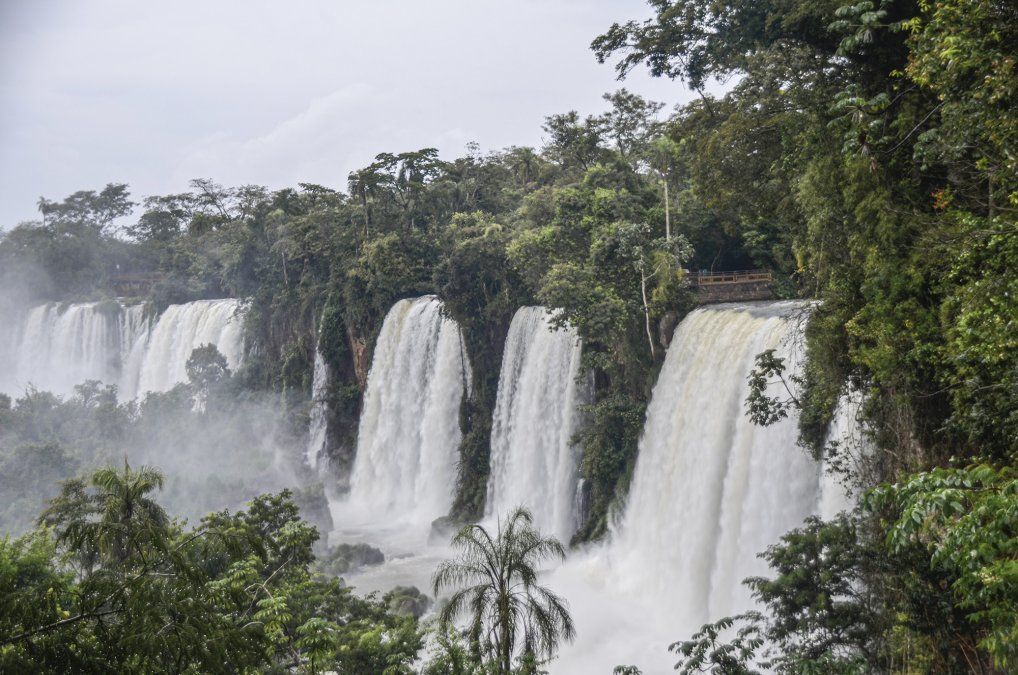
[641, 269, 655, 359]
[664, 178, 671, 242]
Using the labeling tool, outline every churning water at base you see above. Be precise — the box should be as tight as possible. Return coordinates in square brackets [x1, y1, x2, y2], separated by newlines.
[485, 306, 586, 541]
[344, 296, 469, 526]
[549, 301, 824, 673]
[3, 298, 245, 400]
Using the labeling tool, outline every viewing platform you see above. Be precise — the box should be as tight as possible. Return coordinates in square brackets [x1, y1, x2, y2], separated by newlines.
[688, 269, 775, 303]
[109, 273, 162, 296]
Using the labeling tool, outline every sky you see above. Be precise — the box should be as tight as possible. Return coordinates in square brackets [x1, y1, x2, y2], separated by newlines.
[0, 0, 697, 229]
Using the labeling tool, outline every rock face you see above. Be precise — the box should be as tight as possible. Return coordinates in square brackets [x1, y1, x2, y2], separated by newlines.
[317, 543, 385, 576]
[347, 326, 370, 389]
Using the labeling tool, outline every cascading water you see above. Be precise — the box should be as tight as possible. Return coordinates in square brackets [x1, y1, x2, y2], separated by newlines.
[485, 306, 586, 541]
[819, 387, 868, 519]
[128, 299, 245, 397]
[306, 343, 329, 471]
[3, 298, 245, 400]
[4, 302, 148, 396]
[550, 301, 824, 673]
[345, 295, 469, 525]
[609, 301, 818, 628]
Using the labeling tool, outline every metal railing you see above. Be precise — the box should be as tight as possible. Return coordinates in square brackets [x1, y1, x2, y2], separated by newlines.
[689, 269, 773, 286]
[109, 273, 162, 295]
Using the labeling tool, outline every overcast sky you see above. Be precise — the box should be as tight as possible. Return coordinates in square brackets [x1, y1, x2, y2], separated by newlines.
[0, 0, 697, 229]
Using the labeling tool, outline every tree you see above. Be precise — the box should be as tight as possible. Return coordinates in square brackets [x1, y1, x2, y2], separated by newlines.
[185, 343, 231, 411]
[868, 464, 1018, 670]
[348, 165, 386, 236]
[2, 465, 427, 673]
[368, 149, 446, 231]
[41, 461, 168, 567]
[542, 111, 608, 172]
[597, 89, 665, 169]
[126, 193, 196, 243]
[433, 507, 575, 673]
[609, 221, 692, 358]
[37, 183, 135, 235]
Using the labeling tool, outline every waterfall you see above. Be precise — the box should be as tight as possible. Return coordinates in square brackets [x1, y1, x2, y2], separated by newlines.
[306, 342, 329, 471]
[819, 387, 868, 519]
[346, 296, 469, 524]
[607, 301, 820, 631]
[5, 302, 147, 396]
[128, 299, 245, 397]
[3, 298, 245, 400]
[485, 306, 586, 541]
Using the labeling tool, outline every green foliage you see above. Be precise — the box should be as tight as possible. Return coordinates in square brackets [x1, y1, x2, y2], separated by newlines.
[435, 212, 530, 520]
[745, 349, 802, 427]
[671, 614, 766, 675]
[0, 465, 424, 673]
[937, 218, 1018, 455]
[868, 464, 1018, 668]
[573, 394, 647, 541]
[185, 343, 231, 411]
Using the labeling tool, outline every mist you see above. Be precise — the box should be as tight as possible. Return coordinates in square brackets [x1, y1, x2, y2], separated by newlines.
[0, 294, 329, 537]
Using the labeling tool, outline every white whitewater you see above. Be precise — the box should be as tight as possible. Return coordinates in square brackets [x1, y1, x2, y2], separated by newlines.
[5, 302, 148, 396]
[551, 301, 823, 673]
[3, 298, 245, 400]
[128, 299, 245, 397]
[486, 306, 586, 541]
[306, 343, 329, 471]
[345, 295, 469, 525]
[326, 296, 468, 599]
[611, 301, 819, 629]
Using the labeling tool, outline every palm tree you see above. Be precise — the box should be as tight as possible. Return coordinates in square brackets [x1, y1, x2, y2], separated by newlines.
[433, 507, 575, 673]
[89, 462, 169, 563]
[43, 462, 169, 567]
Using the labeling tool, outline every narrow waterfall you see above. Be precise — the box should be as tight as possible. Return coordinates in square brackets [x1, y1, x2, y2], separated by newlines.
[128, 299, 246, 397]
[346, 296, 469, 524]
[608, 301, 820, 631]
[5, 302, 148, 396]
[819, 388, 868, 519]
[486, 307, 586, 541]
[306, 343, 329, 471]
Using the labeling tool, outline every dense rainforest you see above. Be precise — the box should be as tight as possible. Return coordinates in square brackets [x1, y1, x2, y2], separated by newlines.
[1, 0, 1015, 672]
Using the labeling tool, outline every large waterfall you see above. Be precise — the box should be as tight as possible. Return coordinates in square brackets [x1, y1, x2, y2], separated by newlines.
[485, 306, 586, 541]
[609, 301, 818, 627]
[550, 301, 824, 673]
[3, 298, 245, 400]
[345, 296, 469, 525]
